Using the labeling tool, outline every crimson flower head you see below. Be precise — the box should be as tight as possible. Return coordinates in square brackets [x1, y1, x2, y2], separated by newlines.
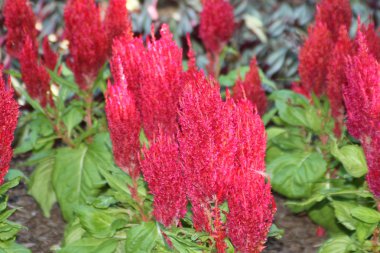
[106, 56, 141, 177]
[140, 133, 187, 227]
[104, 0, 133, 55]
[42, 37, 59, 71]
[315, 0, 352, 40]
[0, 66, 19, 184]
[64, 0, 108, 90]
[19, 37, 52, 107]
[327, 27, 353, 137]
[298, 21, 334, 96]
[139, 24, 184, 140]
[361, 22, 380, 62]
[3, 0, 37, 58]
[226, 100, 275, 253]
[362, 134, 380, 198]
[343, 31, 380, 141]
[199, 0, 235, 54]
[233, 58, 267, 116]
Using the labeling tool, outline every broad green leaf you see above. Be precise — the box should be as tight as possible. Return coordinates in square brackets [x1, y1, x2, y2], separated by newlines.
[59, 237, 118, 253]
[309, 203, 342, 235]
[125, 222, 160, 253]
[267, 152, 327, 198]
[332, 201, 359, 231]
[28, 154, 56, 217]
[63, 219, 86, 246]
[62, 107, 84, 136]
[0, 241, 31, 253]
[268, 224, 284, 239]
[351, 206, 380, 224]
[286, 194, 325, 213]
[0, 178, 20, 195]
[266, 127, 286, 142]
[318, 235, 355, 253]
[331, 142, 368, 178]
[356, 222, 377, 242]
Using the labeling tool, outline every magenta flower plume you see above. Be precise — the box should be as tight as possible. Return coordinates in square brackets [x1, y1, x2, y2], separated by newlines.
[233, 58, 267, 116]
[315, 0, 352, 40]
[3, 0, 37, 58]
[19, 37, 52, 107]
[327, 27, 353, 137]
[106, 56, 141, 177]
[42, 37, 59, 71]
[64, 0, 108, 90]
[363, 135, 380, 198]
[0, 66, 19, 184]
[298, 21, 333, 96]
[361, 22, 380, 62]
[199, 0, 235, 54]
[140, 133, 187, 227]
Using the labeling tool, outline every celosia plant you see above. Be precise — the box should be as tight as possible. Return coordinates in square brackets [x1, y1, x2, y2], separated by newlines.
[42, 37, 59, 71]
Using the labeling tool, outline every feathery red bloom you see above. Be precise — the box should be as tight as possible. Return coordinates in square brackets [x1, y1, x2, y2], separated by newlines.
[19, 37, 52, 107]
[3, 0, 37, 58]
[361, 22, 380, 62]
[64, 0, 108, 90]
[199, 0, 235, 54]
[227, 100, 275, 253]
[42, 37, 59, 71]
[315, 0, 352, 40]
[362, 133, 380, 198]
[104, 0, 133, 55]
[233, 58, 267, 116]
[327, 27, 353, 137]
[343, 31, 380, 140]
[139, 24, 184, 140]
[106, 56, 141, 177]
[0, 66, 19, 184]
[178, 71, 237, 231]
[298, 21, 334, 96]
[140, 133, 187, 227]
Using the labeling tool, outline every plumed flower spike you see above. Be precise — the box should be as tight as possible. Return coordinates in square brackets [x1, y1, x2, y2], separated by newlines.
[199, 0, 235, 54]
[104, 0, 133, 55]
[360, 22, 380, 62]
[327, 26, 353, 137]
[64, 0, 108, 90]
[140, 133, 187, 227]
[0, 66, 19, 184]
[233, 58, 267, 116]
[42, 37, 59, 71]
[298, 21, 333, 96]
[3, 0, 37, 58]
[106, 58, 141, 177]
[315, 0, 352, 40]
[363, 134, 380, 198]
[343, 30, 380, 140]
[227, 100, 275, 253]
[19, 37, 52, 107]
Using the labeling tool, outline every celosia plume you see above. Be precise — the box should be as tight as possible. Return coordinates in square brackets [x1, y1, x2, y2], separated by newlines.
[0, 66, 19, 184]
[64, 0, 108, 90]
[362, 134, 380, 198]
[3, 0, 37, 58]
[361, 22, 380, 62]
[315, 0, 352, 40]
[105, 59, 141, 177]
[298, 21, 334, 96]
[233, 58, 267, 116]
[19, 37, 52, 107]
[199, 0, 235, 54]
[140, 133, 187, 227]
[42, 37, 59, 71]
[104, 0, 133, 55]
[327, 27, 353, 137]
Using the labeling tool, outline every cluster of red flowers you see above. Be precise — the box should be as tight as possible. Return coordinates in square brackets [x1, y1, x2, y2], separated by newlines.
[106, 23, 275, 252]
[0, 67, 19, 184]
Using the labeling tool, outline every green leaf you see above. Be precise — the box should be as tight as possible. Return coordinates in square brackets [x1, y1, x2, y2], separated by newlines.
[59, 237, 118, 253]
[28, 154, 56, 217]
[331, 142, 368, 178]
[48, 69, 80, 95]
[318, 235, 355, 253]
[0, 241, 31, 253]
[286, 194, 325, 213]
[332, 201, 359, 231]
[351, 206, 380, 224]
[309, 202, 343, 235]
[356, 222, 377, 242]
[0, 178, 20, 195]
[125, 222, 160, 253]
[267, 152, 327, 198]
[62, 107, 84, 136]
[4, 170, 27, 182]
[219, 66, 250, 87]
[268, 224, 284, 239]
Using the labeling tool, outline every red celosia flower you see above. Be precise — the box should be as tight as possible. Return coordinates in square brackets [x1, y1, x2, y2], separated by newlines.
[106, 56, 141, 177]
[361, 22, 380, 62]
[298, 21, 334, 96]
[139, 24, 184, 140]
[3, 0, 37, 58]
[343, 31, 380, 140]
[315, 0, 352, 40]
[19, 37, 52, 107]
[0, 66, 19, 184]
[140, 133, 187, 227]
[104, 0, 133, 55]
[363, 133, 380, 198]
[42, 37, 59, 71]
[199, 0, 235, 54]
[327, 27, 353, 137]
[64, 0, 108, 90]
[226, 100, 275, 253]
[233, 58, 267, 116]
